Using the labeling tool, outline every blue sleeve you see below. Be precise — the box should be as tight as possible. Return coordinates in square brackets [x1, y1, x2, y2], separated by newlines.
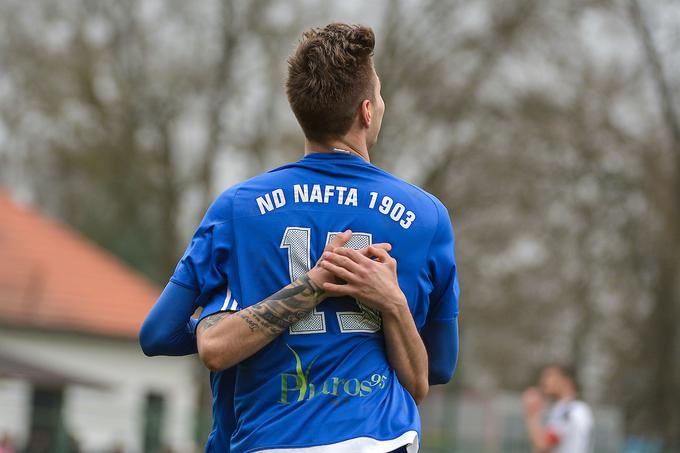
[170, 189, 235, 306]
[422, 198, 460, 385]
[139, 281, 200, 356]
[140, 189, 237, 356]
[194, 286, 242, 333]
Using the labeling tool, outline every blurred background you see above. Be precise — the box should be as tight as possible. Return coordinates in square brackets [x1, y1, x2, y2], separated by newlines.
[0, 0, 678, 452]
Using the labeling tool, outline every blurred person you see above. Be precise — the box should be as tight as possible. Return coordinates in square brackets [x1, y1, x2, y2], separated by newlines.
[23, 429, 51, 453]
[0, 434, 16, 453]
[141, 22, 460, 453]
[523, 364, 594, 453]
[107, 443, 124, 453]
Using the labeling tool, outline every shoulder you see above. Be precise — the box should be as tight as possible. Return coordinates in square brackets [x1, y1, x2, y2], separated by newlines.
[568, 401, 594, 426]
[209, 162, 300, 208]
[232, 162, 305, 195]
[203, 165, 301, 223]
[571, 401, 593, 416]
[200, 183, 243, 226]
[371, 165, 451, 217]
[425, 192, 452, 225]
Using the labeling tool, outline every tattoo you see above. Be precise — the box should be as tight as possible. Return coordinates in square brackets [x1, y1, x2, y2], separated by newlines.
[238, 312, 258, 332]
[239, 274, 324, 338]
[198, 312, 230, 332]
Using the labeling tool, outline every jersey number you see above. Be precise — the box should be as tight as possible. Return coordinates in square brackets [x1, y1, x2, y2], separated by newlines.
[280, 227, 382, 335]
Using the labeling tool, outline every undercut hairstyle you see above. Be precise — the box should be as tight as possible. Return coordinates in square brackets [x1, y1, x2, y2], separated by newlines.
[286, 23, 376, 143]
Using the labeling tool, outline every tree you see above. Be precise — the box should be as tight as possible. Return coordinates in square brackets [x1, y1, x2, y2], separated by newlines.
[1, 0, 679, 445]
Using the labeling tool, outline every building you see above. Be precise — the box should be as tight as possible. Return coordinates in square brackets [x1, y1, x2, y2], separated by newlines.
[0, 190, 200, 452]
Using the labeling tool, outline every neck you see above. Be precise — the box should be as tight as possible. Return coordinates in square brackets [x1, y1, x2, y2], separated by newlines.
[304, 136, 370, 162]
[558, 390, 576, 402]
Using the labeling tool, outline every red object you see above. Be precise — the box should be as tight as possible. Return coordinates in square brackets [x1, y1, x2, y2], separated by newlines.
[0, 190, 160, 338]
[545, 429, 561, 447]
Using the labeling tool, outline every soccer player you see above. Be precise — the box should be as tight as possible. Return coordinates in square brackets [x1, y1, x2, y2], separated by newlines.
[141, 23, 459, 452]
[141, 244, 397, 452]
[523, 365, 594, 453]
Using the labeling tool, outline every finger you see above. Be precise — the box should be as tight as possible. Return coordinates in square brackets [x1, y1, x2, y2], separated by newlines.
[323, 251, 363, 273]
[372, 242, 392, 252]
[367, 245, 391, 263]
[322, 281, 358, 296]
[334, 247, 372, 265]
[326, 230, 352, 250]
[319, 260, 359, 283]
[357, 243, 392, 257]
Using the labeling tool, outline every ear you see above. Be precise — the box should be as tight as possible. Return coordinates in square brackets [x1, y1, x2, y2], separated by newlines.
[359, 99, 372, 128]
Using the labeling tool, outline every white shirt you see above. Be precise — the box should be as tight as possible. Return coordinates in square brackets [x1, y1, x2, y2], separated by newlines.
[256, 431, 419, 452]
[545, 399, 594, 453]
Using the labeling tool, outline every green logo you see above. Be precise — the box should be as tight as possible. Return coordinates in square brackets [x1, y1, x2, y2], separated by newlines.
[279, 345, 388, 405]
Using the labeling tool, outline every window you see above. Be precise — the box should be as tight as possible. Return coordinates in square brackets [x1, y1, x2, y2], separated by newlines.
[143, 393, 165, 453]
[26, 386, 66, 453]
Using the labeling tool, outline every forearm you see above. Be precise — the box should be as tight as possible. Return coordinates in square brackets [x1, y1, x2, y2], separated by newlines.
[197, 273, 324, 371]
[382, 300, 429, 405]
[422, 318, 459, 384]
[140, 282, 199, 356]
[525, 414, 549, 452]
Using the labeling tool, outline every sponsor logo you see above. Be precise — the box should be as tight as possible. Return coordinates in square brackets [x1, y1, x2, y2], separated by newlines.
[279, 345, 388, 405]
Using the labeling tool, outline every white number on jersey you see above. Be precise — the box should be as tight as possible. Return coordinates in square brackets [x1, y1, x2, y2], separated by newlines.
[280, 227, 382, 335]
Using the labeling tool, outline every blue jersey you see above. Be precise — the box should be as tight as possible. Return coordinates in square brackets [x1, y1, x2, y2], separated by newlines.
[172, 152, 459, 453]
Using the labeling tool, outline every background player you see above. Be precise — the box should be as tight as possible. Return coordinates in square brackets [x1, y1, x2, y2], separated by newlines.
[523, 364, 594, 453]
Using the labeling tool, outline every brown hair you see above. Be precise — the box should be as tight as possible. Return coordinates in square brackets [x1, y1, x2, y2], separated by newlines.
[286, 23, 376, 142]
[543, 364, 580, 392]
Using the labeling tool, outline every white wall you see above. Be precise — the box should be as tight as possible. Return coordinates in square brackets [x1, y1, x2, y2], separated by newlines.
[0, 378, 31, 445]
[0, 327, 202, 453]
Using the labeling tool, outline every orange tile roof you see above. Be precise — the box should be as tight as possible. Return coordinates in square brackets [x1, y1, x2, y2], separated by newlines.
[0, 190, 160, 338]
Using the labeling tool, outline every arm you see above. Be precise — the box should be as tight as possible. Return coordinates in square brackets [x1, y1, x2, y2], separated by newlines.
[196, 230, 354, 371]
[523, 388, 553, 453]
[421, 317, 458, 384]
[526, 416, 551, 453]
[139, 281, 199, 356]
[382, 297, 430, 405]
[197, 273, 325, 371]
[320, 246, 429, 405]
[140, 190, 233, 357]
[422, 198, 460, 384]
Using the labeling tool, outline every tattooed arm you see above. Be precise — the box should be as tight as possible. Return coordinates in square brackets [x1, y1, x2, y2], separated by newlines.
[197, 274, 327, 371]
[321, 246, 429, 404]
[196, 231, 348, 371]
[196, 231, 395, 371]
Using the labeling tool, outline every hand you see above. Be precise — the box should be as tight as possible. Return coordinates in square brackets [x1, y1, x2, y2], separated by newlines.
[522, 387, 544, 417]
[319, 245, 407, 315]
[307, 230, 392, 292]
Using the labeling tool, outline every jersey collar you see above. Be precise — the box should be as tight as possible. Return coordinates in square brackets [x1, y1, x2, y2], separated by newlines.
[302, 152, 370, 165]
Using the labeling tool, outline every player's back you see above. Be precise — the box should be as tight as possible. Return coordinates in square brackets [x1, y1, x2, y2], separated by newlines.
[194, 152, 456, 452]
